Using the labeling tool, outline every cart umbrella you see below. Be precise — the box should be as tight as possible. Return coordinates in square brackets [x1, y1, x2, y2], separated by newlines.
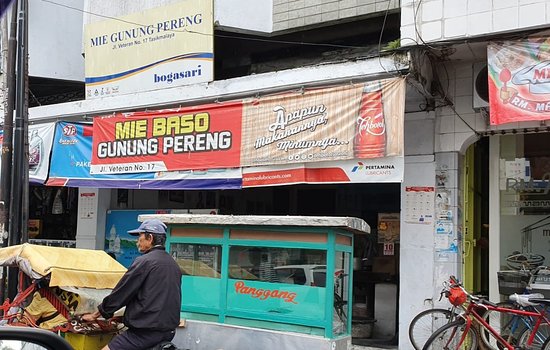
[0, 244, 127, 289]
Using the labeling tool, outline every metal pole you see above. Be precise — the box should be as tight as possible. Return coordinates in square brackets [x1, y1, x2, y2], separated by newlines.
[20, 0, 28, 245]
[0, 0, 17, 303]
[7, 0, 26, 300]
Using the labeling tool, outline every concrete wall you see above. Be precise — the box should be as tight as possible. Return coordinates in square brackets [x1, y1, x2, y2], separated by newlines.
[84, 0, 394, 34]
[272, 0, 399, 32]
[29, 0, 84, 81]
[401, 0, 550, 46]
[399, 155, 436, 350]
[215, 0, 273, 33]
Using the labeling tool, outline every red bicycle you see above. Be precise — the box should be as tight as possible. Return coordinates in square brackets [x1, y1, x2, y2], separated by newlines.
[422, 276, 550, 350]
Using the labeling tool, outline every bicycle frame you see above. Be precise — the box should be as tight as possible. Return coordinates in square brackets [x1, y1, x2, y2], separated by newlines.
[459, 301, 550, 350]
[507, 303, 549, 345]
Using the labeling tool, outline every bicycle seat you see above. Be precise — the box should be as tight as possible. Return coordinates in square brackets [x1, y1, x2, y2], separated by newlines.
[528, 297, 550, 306]
[509, 293, 545, 307]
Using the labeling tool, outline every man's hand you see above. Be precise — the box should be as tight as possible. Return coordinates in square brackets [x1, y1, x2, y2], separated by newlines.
[81, 311, 101, 322]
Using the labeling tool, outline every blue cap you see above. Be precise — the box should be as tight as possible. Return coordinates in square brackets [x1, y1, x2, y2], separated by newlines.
[128, 219, 167, 236]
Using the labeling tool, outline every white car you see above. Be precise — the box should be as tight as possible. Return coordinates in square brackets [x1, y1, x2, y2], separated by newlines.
[274, 264, 327, 287]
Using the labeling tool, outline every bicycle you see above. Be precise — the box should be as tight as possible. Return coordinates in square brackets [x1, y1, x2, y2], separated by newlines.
[422, 276, 550, 350]
[481, 266, 550, 349]
[480, 293, 550, 350]
[408, 281, 462, 350]
[409, 308, 456, 350]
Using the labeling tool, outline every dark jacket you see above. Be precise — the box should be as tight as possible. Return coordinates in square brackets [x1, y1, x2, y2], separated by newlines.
[98, 246, 182, 330]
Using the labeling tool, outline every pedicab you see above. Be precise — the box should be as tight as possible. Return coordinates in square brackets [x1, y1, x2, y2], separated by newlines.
[0, 243, 127, 349]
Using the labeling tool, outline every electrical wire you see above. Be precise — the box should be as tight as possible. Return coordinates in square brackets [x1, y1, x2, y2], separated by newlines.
[40, 0, 376, 51]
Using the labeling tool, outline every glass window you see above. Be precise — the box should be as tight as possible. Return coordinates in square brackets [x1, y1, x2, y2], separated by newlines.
[228, 246, 326, 284]
[333, 251, 350, 335]
[499, 134, 550, 273]
[170, 243, 222, 278]
[227, 246, 328, 322]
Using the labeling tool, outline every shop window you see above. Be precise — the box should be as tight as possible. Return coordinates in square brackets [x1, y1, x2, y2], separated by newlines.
[499, 133, 550, 275]
[228, 246, 327, 284]
[227, 246, 328, 322]
[170, 243, 222, 278]
[29, 186, 78, 241]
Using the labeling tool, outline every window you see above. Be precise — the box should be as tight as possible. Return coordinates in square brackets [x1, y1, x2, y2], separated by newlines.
[333, 251, 350, 335]
[228, 246, 327, 285]
[170, 243, 222, 278]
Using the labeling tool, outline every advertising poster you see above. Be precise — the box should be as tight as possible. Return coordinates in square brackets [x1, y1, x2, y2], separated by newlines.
[49, 122, 241, 189]
[240, 78, 405, 167]
[84, 0, 213, 98]
[242, 156, 404, 187]
[105, 209, 169, 268]
[90, 102, 243, 174]
[378, 212, 400, 243]
[488, 36, 550, 125]
[0, 122, 55, 184]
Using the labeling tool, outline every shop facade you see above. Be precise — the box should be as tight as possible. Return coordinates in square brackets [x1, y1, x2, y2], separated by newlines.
[403, 32, 550, 350]
[24, 53, 418, 346]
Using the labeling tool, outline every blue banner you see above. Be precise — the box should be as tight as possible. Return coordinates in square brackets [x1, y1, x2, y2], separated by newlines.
[48, 122, 242, 189]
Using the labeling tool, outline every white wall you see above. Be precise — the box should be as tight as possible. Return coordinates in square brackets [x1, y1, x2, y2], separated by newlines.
[399, 155, 436, 350]
[75, 187, 111, 249]
[401, 0, 550, 46]
[29, 56, 406, 121]
[29, 0, 84, 81]
[84, 0, 273, 33]
[215, 0, 272, 33]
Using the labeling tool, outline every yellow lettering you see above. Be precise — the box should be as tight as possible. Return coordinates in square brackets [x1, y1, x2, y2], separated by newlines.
[150, 113, 211, 137]
[179, 114, 195, 133]
[115, 120, 148, 139]
[135, 120, 147, 138]
[165, 116, 180, 135]
[152, 118, 166, 137]
[195, 113, 209, 132]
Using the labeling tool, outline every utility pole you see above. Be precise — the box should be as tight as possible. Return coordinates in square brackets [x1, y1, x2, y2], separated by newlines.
[7, 0, 27, 300]
[0, 0, 17, 303]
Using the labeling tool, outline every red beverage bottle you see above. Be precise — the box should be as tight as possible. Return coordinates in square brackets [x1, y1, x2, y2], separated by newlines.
[354, 89, 386, 158]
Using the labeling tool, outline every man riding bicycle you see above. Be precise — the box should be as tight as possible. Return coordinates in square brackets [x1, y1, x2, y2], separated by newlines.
[82, 219, 182, 350]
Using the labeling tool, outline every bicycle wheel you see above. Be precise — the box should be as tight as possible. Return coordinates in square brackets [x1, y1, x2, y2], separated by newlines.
[422, 318, 479, 350]
[480, 301, 518, 350]
[409, 308, 455, 350]
[517, 323, 550, 350]
[541, 333, 550, 350]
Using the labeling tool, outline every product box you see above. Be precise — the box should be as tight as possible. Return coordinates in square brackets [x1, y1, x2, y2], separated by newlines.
[528, 270, 550, 298]
[28, 219, 41, 238]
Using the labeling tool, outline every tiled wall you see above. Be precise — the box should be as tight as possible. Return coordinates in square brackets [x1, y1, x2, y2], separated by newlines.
[401, 0, 550, 46]
[273, 0, 399, 31]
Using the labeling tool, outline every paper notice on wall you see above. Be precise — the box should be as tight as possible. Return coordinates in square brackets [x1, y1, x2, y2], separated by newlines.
[383, 243, 395, 256]
[505, 158, 526, 179]
[435, 234, 450, 249]
[79, 192, 97, 219]
[404, 186, 434, 225]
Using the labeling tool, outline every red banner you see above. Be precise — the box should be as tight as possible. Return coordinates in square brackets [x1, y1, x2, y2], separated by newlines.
[488, 37, 550, 125]
[90, 78, 405, 174]
[90, 102, 242, 174]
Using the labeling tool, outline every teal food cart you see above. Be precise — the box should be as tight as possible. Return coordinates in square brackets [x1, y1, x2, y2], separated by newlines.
[140, 214, 370, 350]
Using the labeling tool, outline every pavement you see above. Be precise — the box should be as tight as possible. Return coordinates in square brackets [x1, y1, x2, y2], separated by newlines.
[351, 338, 398, 350]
